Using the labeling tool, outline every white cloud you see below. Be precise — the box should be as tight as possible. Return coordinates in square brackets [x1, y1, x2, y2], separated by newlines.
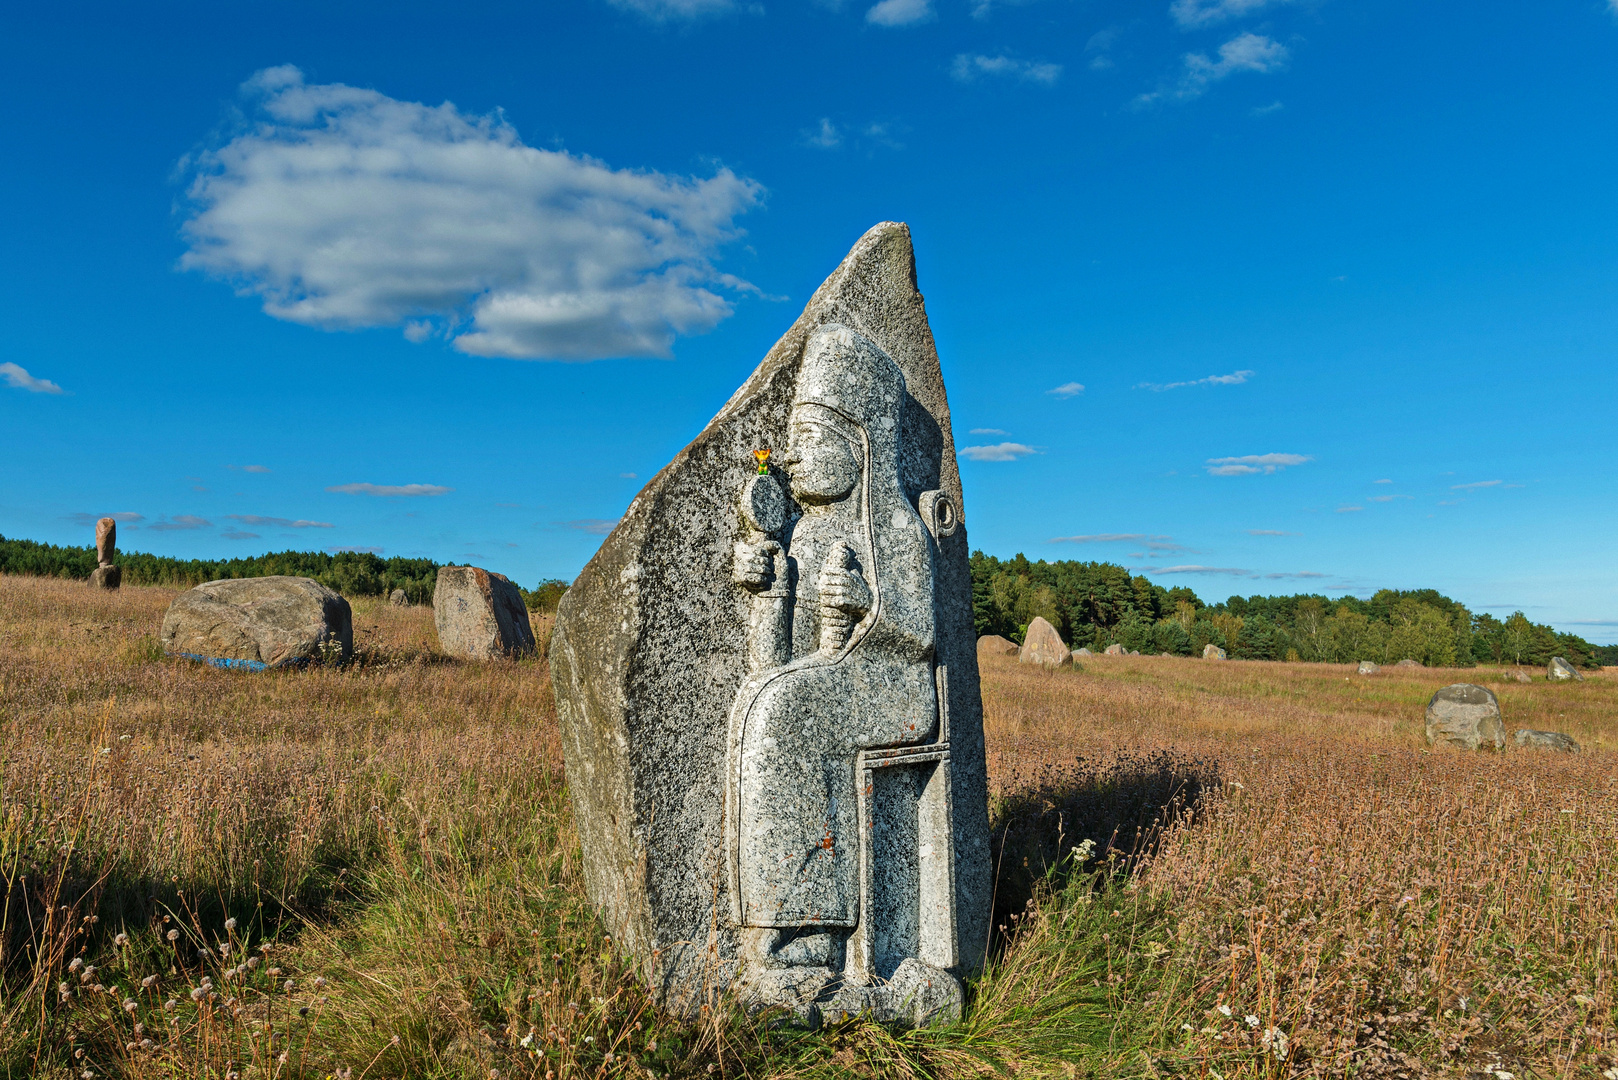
[227, 514, 335, 528]
[951, 54, 1063, 85]
[604, 0, 738, 20]
[866, 0, 933, 24]
[969, 427, 1007, 436]
[1205, 452, 1310, 476]
[221, 529, 259, 540]
[1336, 506, 1363, 513]
[1053, 533, 1148, 543]
[1137, 32, 1289, 105]
[326, 483, 452, 497]
[67, 512, 143, 527]
[1086, 27, 1121, 70]
[227, 464, 272, 473]
[148, 515, 213, 532]
[1451, 480, 1502, 491]
[961, 442, 1038, 462]
[1153, 564, 1253, 575]
[1137, 368, 1253, 391]
[1247, 529, 1298, 536]
[180, 66, 763, 361]
[1, 363, 65, 395]
[1373, 478, 1393, 484]
[1368, 494, 1412, 503]
[1047, 381, 1085, 398]
[1169, 0, 1292, 30]
[803, 118, 842, 149]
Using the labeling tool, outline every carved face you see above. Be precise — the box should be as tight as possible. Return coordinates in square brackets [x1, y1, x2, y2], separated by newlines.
[780, 407, 858, 505]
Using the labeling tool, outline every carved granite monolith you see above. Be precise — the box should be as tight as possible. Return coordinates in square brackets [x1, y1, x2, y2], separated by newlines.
[551, 223, 990, 1027]
[90, 517, 121, 590]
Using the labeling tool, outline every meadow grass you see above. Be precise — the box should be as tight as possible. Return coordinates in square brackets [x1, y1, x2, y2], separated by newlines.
[0, 574, 1613, 1078]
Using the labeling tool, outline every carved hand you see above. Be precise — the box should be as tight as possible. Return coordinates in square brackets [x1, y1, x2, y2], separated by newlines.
[733, 540, 782, 594]
[819, 562, 871, 617]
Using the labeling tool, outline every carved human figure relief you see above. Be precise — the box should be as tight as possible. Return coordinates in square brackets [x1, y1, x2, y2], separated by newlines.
[725, 324, 959, 1017]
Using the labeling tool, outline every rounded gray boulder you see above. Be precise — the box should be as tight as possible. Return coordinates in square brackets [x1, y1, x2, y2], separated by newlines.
[1425, 683, 1505, 751]
[976, 634, 1019, 657]
[1547, 657, 1584, 682]
[1018, 616, 1071, 667]
[1514, 729, 1580, 752]
[161, 576, 353, 670]
[1357, 660, 1379, 675]
[1203, 643, 1227, 660]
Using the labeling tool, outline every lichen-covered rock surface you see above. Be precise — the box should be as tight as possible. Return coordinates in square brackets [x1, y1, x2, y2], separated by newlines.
[161, 576, 352, 671]
[1425, 683, 1505, 751]
[550, 222, 990, 1019]
[1018, 617, 1070, 667]
[433, 566, 536, 660]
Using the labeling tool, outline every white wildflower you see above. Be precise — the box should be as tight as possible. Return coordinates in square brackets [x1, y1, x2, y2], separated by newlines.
[1217, 1004, 1232, 1017]
[1245, 1014, 1260, 1027]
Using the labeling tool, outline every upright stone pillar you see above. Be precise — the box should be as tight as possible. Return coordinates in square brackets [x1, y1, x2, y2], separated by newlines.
[90, 517, 121, 590]
[551, 223, 990, 1025]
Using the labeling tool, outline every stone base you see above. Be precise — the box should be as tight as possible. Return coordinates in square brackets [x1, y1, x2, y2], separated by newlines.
[740, 958, 964, 1029]
[90, 566, 121, 590]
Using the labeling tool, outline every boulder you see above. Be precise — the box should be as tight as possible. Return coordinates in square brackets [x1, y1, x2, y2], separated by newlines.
[388, 588, 409, 607]
[1547, 657, 1584, 682]
[549, 223, 990, 1022]
[90, 517, 120, 590]
[89, 566, 122, 590]
[161, 576, 352, 670]
[1357, 661, 1379, 675]
[1103, 643, 1125, 656]
[976, 634, 1018, 657]
[1514, 729, 1580, 752]
[1159, 651, 1173, 658]
[433, 566, 536, 660]
[1508, 669, 1532, 684]
[1019, 617, 1071, 667]
[1424, 684, 1505, 751]
[1074, 647, 1095, 658]
[1396, 658, 1424, 668]
[1203, 643, 1227, 660]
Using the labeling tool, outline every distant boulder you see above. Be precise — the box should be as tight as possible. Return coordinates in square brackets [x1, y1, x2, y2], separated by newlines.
[434, 566, 537, 660]
[1018, 616, 1071, 667]
[1104, 643, 1125, 656]
[1425, 684, 1505, 751]
[1508, 669, 1532, 684]
[389, 588, 409, 607]
[1203, 644, 1227, 660]
[1396, 658, 1424, 668]
[1547, 657, 1584, 682]
[1159, 652, 1173, 658]
[1074, 647, 1095, 658]
[1514, 729, 1580, 752]
[162, 576, 353, 671]
[977, 634, 1019, 657]
[1357, 661, 1379, 675]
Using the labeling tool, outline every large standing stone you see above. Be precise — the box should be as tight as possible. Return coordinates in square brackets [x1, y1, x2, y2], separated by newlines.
[1514, 729, 1580, 752]
[1425, 684, 1505, 751]
[1018, 617, 1071, 667]
[1203, 643, 1227, 660]
[976, 634, 1018, 657]
[550, 224, 990, 1026]
[161, 577, 352, 670]
[1357, 661, 1379, 675]
[90, 517, 121, 590]
[1104, 643, 1125, 656]
[433, 567, 536, 660]
[1547, 657, 1584, 682]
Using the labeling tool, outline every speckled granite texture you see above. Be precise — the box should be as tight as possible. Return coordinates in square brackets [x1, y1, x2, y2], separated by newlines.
[551, 223, 990, 1020]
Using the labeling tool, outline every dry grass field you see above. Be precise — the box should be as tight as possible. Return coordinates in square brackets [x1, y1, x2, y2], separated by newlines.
[1, 574, 1613, 1079]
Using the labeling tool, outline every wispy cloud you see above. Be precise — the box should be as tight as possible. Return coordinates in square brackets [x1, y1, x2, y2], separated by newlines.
[605, 0, 737, 19]
[326, 483, 452, 497]
[961, 442, 1038, 462]
[1205, 452, 1310, 476]
[951, 54, 1063, 86]
[1451, 480, 1502, 491]
[803, 118, 841, 149]
[1248, 529, 1299, 536]
[67, 512, 143, 527]
[1169, 0, 1293, 30]
[1152, 564, 1253, 576]
[1336, 506, 1363, 513]
[1047, 382, 1085, 398]
[227, 464, 271, 473]
[327, 545, 384, 554]
[564, 518, 620, 535]
[1263, 570, 1326, 579]
[1085, 27, 1120, 70]
[866, 0, 933, 26]
[1, 363, 65, 395]
[179, 66, 762, 360]
[1565, 619, 1618, 626]
[226, 514, 334, 528]
[221, 529, 259, 540]
[1368, 494, 1413, 503]
[1251, 101, 1284, 116]
[1136, 369, 1253, 392]
[1137, 32, 1289, 106]
[969, 428, 1008, 436]
[1373, 478, 1393, 484]
[1052, 533, 1148, 543]
[148, 515, 213, 532]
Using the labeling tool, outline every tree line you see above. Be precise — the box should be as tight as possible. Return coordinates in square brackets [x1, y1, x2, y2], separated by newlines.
[970, 551, 1601, 669]
[0, 534, 568, 611]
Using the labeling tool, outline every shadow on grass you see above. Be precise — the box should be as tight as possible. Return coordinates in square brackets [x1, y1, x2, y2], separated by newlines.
[988, 748, 1222, 939]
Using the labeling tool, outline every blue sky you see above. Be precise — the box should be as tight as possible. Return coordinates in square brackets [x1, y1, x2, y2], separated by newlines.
[2, 0, 1615, 641]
